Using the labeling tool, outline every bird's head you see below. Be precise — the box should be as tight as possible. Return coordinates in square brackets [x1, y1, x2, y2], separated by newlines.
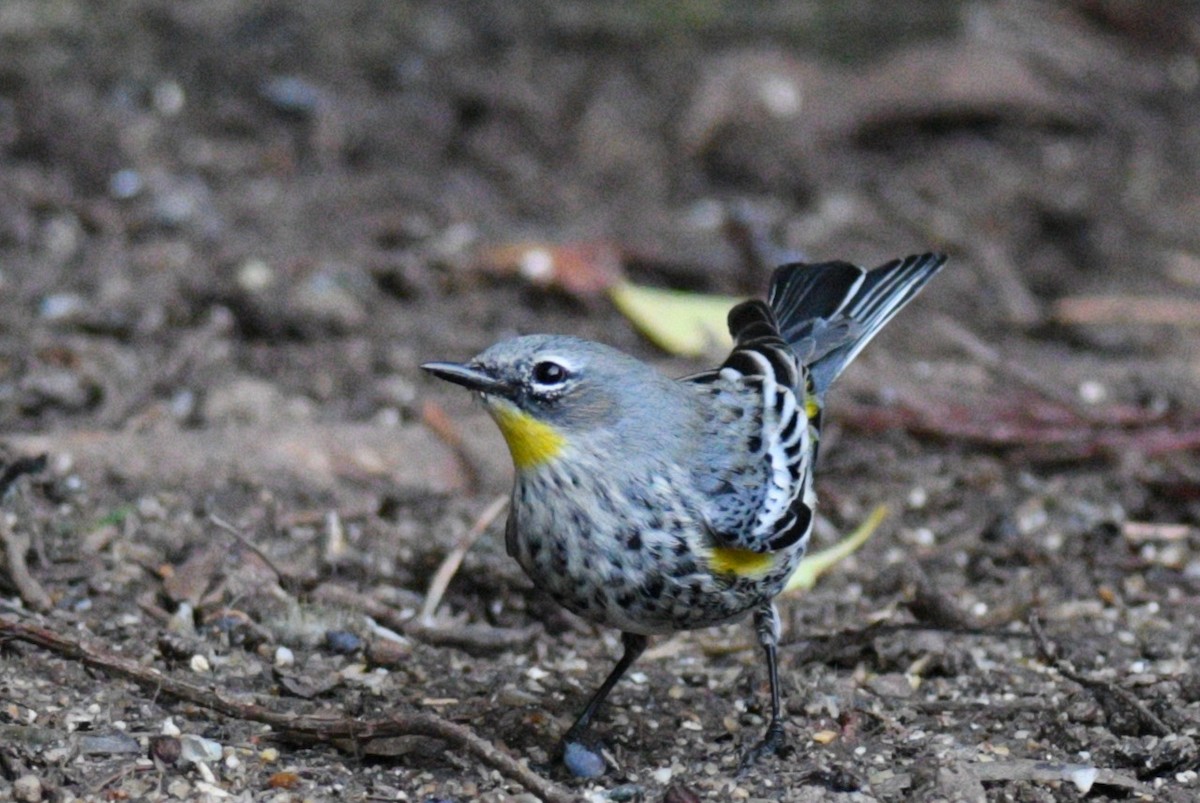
[422, 335, 635, 471]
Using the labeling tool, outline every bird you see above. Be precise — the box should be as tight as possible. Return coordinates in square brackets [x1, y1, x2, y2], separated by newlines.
[422, 252, 946, 775]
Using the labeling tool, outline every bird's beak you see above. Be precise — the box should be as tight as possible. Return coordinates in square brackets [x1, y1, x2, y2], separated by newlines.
[420, 361, 512, 396]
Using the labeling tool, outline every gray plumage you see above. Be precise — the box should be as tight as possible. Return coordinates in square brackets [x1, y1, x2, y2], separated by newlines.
[422, 251, 946, 774]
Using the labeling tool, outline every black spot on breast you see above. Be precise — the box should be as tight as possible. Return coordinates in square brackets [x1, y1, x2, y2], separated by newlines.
[774, 392, 787, 416]
[626, 530, 643, 551]
[616, 592, 635, 609]
[644, 576, 665, 599]
[747, 435, 762, 453]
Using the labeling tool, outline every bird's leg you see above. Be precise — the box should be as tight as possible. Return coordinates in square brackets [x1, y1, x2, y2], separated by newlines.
[738, 602, 786, 773]
[560, 631, 648, 770]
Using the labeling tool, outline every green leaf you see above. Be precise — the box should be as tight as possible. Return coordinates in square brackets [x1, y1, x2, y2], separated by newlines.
[784, 505, 888, 594]
[608, 280, 737, 357]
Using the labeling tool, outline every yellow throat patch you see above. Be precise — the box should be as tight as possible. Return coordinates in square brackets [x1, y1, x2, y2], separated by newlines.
[708, 546, 776, 578]
[490, 404, 565, 469]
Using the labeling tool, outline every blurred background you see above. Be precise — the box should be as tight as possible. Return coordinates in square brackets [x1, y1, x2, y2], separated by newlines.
[2, 1, 1199, 800]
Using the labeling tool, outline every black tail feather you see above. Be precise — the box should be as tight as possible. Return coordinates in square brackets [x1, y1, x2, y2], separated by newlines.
[767, 252, 946, 395]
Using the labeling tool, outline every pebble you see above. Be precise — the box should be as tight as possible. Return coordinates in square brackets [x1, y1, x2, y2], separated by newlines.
[80, 732, 141, 755]
[562, 741, 606, 778]
[325, 629, 363, 654]
[260, 75, 324, 115]
[12, 775, 42, 802]
[274, 645, 296, 668]
[190, 654, 211, 673]
[109, 168, 143, 199]
[39, 292, 88, 323]
[179, 734, 223, 764]
[663, 784, 702, 803]
[150, 735, 182, 765]
[366, 637, 412, 667]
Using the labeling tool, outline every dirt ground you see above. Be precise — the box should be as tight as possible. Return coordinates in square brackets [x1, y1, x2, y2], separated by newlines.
[2, 1, 1200, 801]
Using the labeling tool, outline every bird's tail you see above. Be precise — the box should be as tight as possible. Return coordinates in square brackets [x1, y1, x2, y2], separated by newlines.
[767, 252, 946, 396]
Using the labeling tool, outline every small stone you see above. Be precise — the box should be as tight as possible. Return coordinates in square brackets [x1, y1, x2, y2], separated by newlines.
[274, 646, 295, 668]
[812, 729, 839, 744]
[259, 747, 280, 763]
[80, 732, 141, 755]
[663, 784, 702, 803]
[190, 654, 211, 673]
[268, 772, 301, 789]
[366, 637, 412, 667]
[150, 735, 182, 765]
[13, 774, 42, 802]
[604, 784, 644, 801]
[179, 734, 223, 764]
[562, 741, 606, 778]
[162, 718, 182, 737]
[324, 630, 363, 655]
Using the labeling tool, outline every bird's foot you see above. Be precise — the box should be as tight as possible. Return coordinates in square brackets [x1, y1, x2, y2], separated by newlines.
[561, 738, 607, 778]
[737, 720, 786, 775]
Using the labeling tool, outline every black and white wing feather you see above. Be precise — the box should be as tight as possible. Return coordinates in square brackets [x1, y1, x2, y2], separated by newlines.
[687, 301, 815, 554]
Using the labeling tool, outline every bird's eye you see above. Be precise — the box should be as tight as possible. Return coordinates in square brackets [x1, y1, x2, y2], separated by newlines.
[532, 360, 569, 386]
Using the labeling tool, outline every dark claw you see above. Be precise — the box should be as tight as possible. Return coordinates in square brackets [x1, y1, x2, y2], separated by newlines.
[737, 720, 786, 775]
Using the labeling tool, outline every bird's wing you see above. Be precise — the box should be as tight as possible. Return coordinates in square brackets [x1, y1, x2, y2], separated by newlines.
[685, 300, 816, 554]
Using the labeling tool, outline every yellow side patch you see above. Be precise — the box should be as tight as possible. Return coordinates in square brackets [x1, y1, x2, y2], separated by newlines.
[804, 394, 821, 420]
[709, 546, 776, 578]
[490, 405, 566, 469]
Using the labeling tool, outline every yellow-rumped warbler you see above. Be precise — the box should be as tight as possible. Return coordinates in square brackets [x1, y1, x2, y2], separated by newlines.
[423, 252, 946, 776]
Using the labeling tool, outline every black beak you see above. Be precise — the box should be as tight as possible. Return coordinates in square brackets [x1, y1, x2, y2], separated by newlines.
[420, 361, 512, 396]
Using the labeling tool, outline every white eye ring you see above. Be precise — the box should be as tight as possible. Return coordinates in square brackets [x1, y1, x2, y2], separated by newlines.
[532, 360, 569, 386]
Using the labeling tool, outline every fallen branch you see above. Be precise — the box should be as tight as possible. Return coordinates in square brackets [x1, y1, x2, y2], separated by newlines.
[0, 618, 581, 803]
[0, 454, 52, 611]
[311, 583, 542, 655]
[839, 397, 1200, 461]
[1053, 295, 1200, 327]
[0, 518, 52, 612]
[1029, 614, 1172, 737]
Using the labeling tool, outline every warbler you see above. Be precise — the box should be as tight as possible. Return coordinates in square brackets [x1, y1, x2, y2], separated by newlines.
[422, 252, 946, 775]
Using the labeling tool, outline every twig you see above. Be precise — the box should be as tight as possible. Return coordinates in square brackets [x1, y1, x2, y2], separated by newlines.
[421, 494, 509, 622]
[311, 583, 542, 655]
[0, 618, 581, 803]
[0, 517, 53, 612]
[838, 398, 1200, 461]
[101, 310, 230, 427]
[208, 513, 287, 583]
[1028, 614, 1171, 737]
[1053, 295, 1200, 327]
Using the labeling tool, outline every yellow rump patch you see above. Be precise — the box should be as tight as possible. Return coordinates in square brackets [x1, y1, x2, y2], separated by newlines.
[709, 546, 776, 578]
[804, 394, 821, 420]
[490, 406, 566, 469]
